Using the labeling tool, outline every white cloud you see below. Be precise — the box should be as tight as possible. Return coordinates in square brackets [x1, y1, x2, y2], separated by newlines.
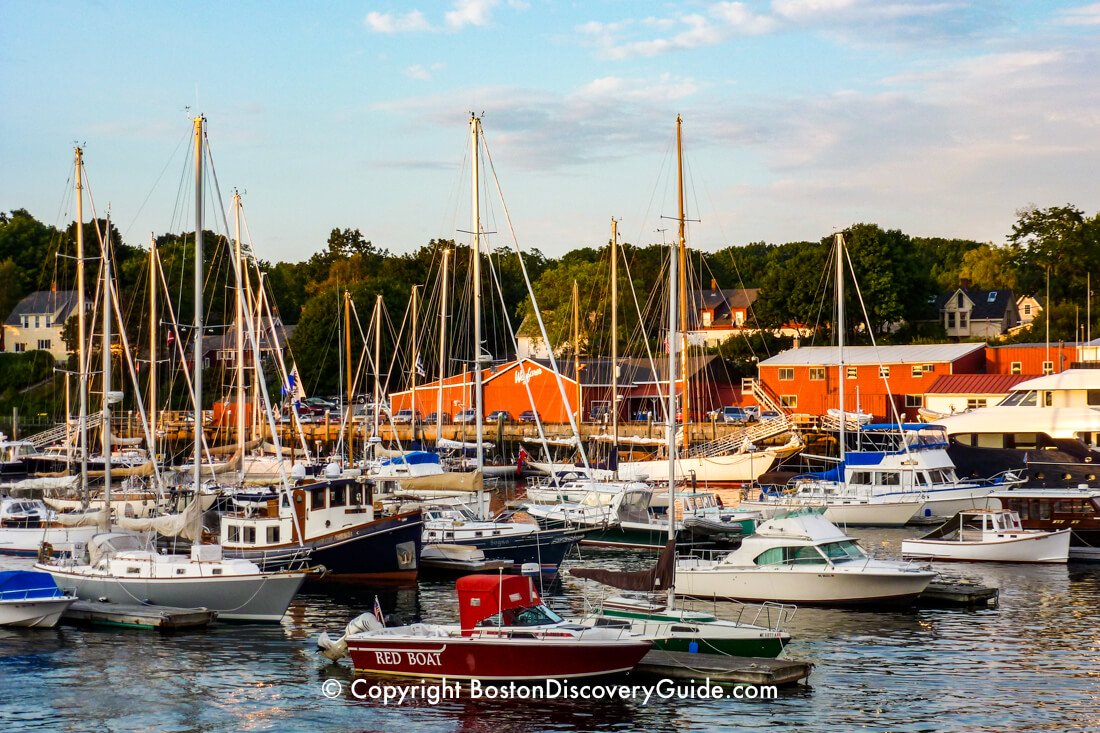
[405, 63, 447, 81]
[364, 10, 430, 33]
[445, 0, 500, 29]
[1057, 3, 1100, 25]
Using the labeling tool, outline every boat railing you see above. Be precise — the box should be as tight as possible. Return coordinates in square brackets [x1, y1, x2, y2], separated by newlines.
[742, 600, 797, 632]
[0, 586, 68, 601]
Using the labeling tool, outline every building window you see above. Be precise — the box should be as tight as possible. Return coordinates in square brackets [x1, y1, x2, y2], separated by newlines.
[37, 339, 50, 350]
[947, 312, 956, 329]
[846, 366, 857, 379]
[780, 395, 797, 409]
[959, 313, 968, 329]
[967, 398, 987, 410]
[905, 395, 923, 408]
[879, 366, 890, 379]
[14, 343, 25, 353]
[34, 315, 40, 328]
[987, 292, 997, 303]
[22, 316, 28, 328]
[809, 367, 825, 381]
[778, 368, 794, 381]
[734, 311, 745, 325]
[44, 316, 50, 327]
[912, 365, 923, 378]
[701, 310, 712, 327]
[1042, 361, 1054, 375]
[923, 364, 934, 372]
[1010, 362, 1022, 375]
[1024, 304, 1032, 316]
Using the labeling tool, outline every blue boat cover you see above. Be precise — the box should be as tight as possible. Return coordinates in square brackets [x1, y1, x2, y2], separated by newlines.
[861, 423, 942, 431]
[0, 570, 64, 600]
[380, 451, 441, 467]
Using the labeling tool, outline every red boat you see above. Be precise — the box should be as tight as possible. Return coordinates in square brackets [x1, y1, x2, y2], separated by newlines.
[345, 574, 652, 680]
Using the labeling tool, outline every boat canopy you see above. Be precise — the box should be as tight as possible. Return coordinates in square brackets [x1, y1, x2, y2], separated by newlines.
[792, 464, 846, 482]
[457, 574, 541, 633]
[380, 451, 441, 467]
[0, 570, 65, 600]
[861, 423, 944, 431]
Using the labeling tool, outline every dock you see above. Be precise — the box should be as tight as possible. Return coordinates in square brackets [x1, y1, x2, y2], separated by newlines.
[62, 600, 217, 630]
[917, 581, 999, 607]
[634, 650, 812, 686]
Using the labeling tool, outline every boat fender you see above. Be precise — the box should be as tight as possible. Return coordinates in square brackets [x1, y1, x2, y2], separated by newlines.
[688, 640, 699, 654]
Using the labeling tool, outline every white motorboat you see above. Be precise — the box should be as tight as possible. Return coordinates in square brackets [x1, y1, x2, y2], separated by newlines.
[674, 511, 937, 605]
[901, 509, 1071, 563]
[0, 570, 77, 628]
[0, 495, 99, 557]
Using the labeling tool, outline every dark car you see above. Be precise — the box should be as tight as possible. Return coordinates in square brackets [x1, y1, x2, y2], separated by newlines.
[518, 410, 541, 423]
[486, 410, 513, 423]
[425, 411, 452, 425]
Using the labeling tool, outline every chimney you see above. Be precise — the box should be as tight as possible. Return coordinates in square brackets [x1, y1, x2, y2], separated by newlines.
[710, 278, 717, 291]
[960, 277, 971, 290]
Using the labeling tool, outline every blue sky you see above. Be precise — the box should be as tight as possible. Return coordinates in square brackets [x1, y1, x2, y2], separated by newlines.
[2, 1, 1099, 262]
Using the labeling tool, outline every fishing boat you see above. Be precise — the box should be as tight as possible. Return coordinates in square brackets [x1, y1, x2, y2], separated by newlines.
[0, 495, 98, 557]
[674, 511, 937, 605]
[987, 486, 1100, 560]
[0, 570, 77, 628]
[901, 509, 1070, 563]
[324, 573, 652, 680]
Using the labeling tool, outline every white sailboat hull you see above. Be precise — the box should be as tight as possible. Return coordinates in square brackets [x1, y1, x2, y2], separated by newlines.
[0, 525, 99, 556]
[738, 497, 923, 527]
[531, 449, 780, 486]
[901, 529, 1071, 563]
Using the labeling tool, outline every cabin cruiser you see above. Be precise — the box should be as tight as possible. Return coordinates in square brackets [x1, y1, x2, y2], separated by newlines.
[674, 511, 937, 605]
[421, 506, 582, 575]
[937, 370, 1100, 488]
[740, 424, 1016, 526]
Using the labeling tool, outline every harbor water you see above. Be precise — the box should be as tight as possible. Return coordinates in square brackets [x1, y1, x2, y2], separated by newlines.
[2, 528, 1098, 732]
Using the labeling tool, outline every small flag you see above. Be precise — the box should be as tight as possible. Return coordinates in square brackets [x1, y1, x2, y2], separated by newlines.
[373, 595, 385, 626]
[166, 329, 175, 346]
[415, 355, 426, 377]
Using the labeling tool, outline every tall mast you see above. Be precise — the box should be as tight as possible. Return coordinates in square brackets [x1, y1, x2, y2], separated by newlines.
[836, 231, 846, 466]
[610, 218, 619, 477]
[233, 191, 245, 482]
[410, 284, 419, 437]
[344, 290, 353, 462]
[148, 233, 158, 462]
[666, 193, 679, 609]
[437, 247, 450, 440]
[470, 114, 485, 471]
[373, 294, 382, 441]
[676, 115, 690, 447]
[192, 115, 204, 494]
[74, 147, 89, 486]
[101, 216, 113, 514]
[573, 280, 581, 425]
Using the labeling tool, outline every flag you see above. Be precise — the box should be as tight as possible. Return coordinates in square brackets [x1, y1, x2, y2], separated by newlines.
[283, 362, 306, 403]
[516, 446, 528, 472]
[373, 595, 385, 626]
[415, 355, 426, 377]
[166, 329, 175, 347]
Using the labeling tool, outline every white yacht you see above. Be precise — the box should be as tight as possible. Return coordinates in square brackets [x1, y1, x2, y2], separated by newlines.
[674, 511, 937, 605]
[901, 509, 1071, 563]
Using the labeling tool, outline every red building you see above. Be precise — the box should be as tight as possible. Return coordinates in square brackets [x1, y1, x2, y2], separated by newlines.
[757, 343, 987, 421]
[984, 343, 1079, 375]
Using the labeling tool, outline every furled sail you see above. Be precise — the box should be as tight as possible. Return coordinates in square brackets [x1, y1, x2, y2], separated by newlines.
[571, 540, 676, 592]
[116, 498, 203, 541]
[51, 508, 110, 528]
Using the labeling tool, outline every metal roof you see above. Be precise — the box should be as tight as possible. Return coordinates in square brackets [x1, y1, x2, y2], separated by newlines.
[758, 343, 985, 367]
[924, 373, 1035, 395]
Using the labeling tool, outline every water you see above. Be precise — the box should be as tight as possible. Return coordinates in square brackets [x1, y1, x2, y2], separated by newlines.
[2, 529, 1099, 732]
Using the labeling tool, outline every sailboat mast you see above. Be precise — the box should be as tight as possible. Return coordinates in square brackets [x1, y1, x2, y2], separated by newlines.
[676, 116, 690, 446]
[836, 232, 846, 465]
[192, 115, 204, 493]
[345, 290, 353, 462]
[373, 294, 382, 441]
[74, 147, 89, 485]
[437, 247, 450, 440]
[610, 218, 619, 477]
[573, 280, 581, 425]
[233, 192, 246, 482]
[410, 284, 419, 437]
[666, 191, 680, 609]
[148, 233, 158, 463]
[470, 114, 485, 471]
[101, 217, 113, 509]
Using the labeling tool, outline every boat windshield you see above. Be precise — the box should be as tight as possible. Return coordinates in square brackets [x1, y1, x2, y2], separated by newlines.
[754, 545, 827, 566]
[819, 540, 867, 562]
[479, 604, 564, 627]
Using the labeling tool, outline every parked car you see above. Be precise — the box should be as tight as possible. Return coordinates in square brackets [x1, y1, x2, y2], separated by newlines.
[392, 409, 421, 425]
[425, 411, 452, 425]
[454, 408, 477, 423]
[759, 409, 781, 420]
[487, 410, 514, 423]
[518, 410, 541, 423]
[719, 406, 755, 424]
[302, 397, 337, 410]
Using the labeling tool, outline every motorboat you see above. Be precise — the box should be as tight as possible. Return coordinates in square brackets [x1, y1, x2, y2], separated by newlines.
[319, 573, 652, 680]
[988, 486, 1100, 561]
[0, 570, 77, 628]
[674, 511, 937, 605]
[0, 495, 98, 557]
[421, 506, 582, 575]
[37, 531, 307, 622]
[901, 509, 1070, 563]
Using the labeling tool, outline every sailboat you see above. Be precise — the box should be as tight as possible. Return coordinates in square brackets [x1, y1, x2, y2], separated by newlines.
[36, 120, 307, 621]
[571, 145, 793, 653]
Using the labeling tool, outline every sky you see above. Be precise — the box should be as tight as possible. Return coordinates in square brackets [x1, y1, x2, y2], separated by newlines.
[2, 0, 1099, 263]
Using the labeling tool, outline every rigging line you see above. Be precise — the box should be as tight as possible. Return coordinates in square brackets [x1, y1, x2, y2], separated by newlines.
[623, 247, 671, 424]
[479, 125, 592, 473]
[630, 134, 676, 257]
[122, 128, 190, 239]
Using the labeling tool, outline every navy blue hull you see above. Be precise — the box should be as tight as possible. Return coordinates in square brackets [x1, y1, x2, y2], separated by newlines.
[444, 529, 582, 574]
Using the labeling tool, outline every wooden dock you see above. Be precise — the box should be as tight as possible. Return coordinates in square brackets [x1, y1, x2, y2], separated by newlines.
[634, 650, 812, 686]
[917, 581, 999, 607]
[62, 600, 217, 630]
